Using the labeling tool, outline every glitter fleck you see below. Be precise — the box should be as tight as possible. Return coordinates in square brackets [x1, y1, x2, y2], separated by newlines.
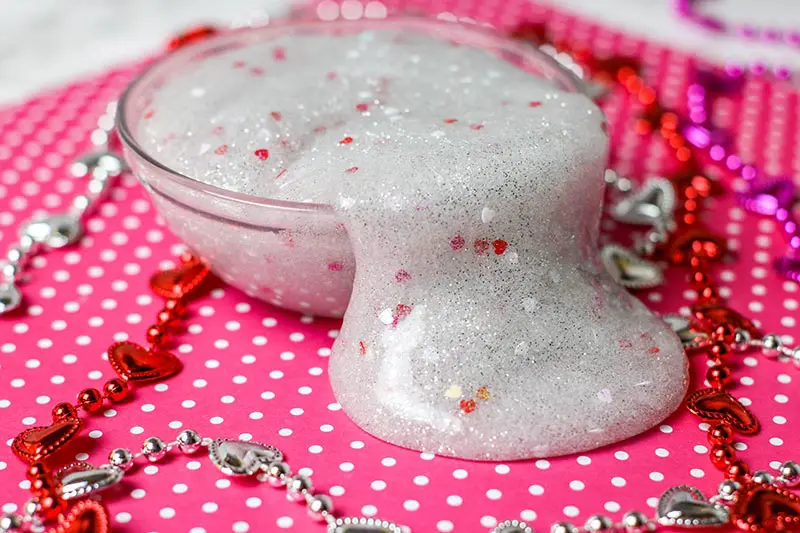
[359, 341, 367, 355]
[328, 261, 344, 272]
[493, 240, 508, 255]
[214, 144, 228, 155]
[345, 166, 359, 173]
[450, 235, 465, 251]
[443, 118, 458, 124]
[445, 385, 462, 398]
[476, 386, 491, 401]
[339, 136, 353, 145]
[395, 269, 411, 283]
[271, 111, 282, 121]
[391, 304, 413, 326]
[254, 149, 270, 160]
[529, 101, 542, 107]
[356, 103, 369, 112]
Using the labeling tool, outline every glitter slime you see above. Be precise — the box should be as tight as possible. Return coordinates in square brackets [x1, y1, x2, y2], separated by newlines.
[121, 18, 689, 459]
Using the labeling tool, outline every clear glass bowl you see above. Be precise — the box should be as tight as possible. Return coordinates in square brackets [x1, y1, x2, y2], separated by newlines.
[117, 16, 583, 318]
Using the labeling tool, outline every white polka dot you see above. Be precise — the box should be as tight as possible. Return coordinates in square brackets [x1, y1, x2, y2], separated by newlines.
[144, 465, 158, 475]
[615, 450, 629, 460]
[437, 520, 454, 532]
[202, 502, 218, 513]
[775, 394, 789, 403]
[568, 480, 584, 491]
[232, 522, 249, 532]
[309, 445, 323, 454]
[187, 461, 202, 471]
[528, 484, 544, 495]
[130, 426, 144, 435]
[329, 486, 345, 497]
[486, 488, 502, 499]
[611, 476, 626, 487]
[276, 516, 293, 528]
[604, 501, 621, 513]
[403, 499, 419, 511]
[650, 472, 664, 481]
[339, 462, 355, 472]
[576, 455, 591, 466]
[361, 505, 377, 516]
[447, 495, 463, 506]
[413, 475, 429, 486]
[371, 480, 387, 491]
[655, 448, 670, 457]
[563, 505, 580, 517]
[690, 468, 705, 478]
[210, 416, 224, 425]
[480, 516, 498, 528]
[495, 464, 511, 474]
[245, 497, 262, 508]
[453, 469, 468, 479]
[770, 437, 784, 446]
[381, 457, 396, 467]
[131, 489, 146, 499]
[221, 395, 235, 404]
[116, 512, 132, 523]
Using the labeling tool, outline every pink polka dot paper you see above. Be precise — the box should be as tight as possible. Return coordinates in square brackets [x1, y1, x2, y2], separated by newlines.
[1, 2, 799, 532]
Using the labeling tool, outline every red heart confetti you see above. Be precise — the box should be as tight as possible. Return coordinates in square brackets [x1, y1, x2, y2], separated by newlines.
[686, 388, 760, 435]
[254, 149, 269, 160]
[52, 499, 111, 533]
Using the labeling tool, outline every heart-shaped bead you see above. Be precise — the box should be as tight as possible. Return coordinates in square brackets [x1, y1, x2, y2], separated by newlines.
[57, 463, 124, 500]
[0, 282, 22, 315]
[51, 499, 111, 533]
[663, 314, 708, 352]
[668, 228, 727, 265]
[775, 255, 800, 283]
[686, 388, 759, 435]
[328, 517, 404, 533]
[737, 178, 796, 217]
[601, 245, 663, 289]
[690, 303, 760, 337]
[208, 439, 284, 476]
[12, 417, 84, 463]
[733, 483, 800, 532]
[108, 341, 182, 383]
[149, 260, 210, 299]
[611, 177, 676, 228]
[491, 519, 533, 533]
[657, 485, 730, 528]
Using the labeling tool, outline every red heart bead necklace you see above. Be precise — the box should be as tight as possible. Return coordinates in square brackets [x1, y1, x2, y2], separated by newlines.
[2, 18, 800, 533]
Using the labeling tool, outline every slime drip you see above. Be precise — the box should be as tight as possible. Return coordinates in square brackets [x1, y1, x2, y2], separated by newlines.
[142, 26, 689, 458]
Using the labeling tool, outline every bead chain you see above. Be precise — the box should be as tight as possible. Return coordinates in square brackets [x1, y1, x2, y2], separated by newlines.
[673, 0, 800, 50]
[1, 21, 798, 533]
[0, 103, 125, 316]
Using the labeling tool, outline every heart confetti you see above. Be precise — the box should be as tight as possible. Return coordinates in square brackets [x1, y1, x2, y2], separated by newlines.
[208, 439, 283, 476]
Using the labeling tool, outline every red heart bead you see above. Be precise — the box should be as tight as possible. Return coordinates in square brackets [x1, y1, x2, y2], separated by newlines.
[52, 499, 111, 533]
[686, 388, 759, 435]
[690, 303, 760, 337]
[12, 417, 84, 464]
[733, 483, 800, 532]
[108, 341, 182, 383]
[668, 229, 727, 265]
[149, 260, 210, 299]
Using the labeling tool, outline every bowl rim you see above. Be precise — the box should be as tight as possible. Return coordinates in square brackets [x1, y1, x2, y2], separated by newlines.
[116, 16, 585, 214]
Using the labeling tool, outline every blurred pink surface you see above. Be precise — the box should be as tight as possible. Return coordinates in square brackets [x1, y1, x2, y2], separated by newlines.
[0, 2, 798, 532]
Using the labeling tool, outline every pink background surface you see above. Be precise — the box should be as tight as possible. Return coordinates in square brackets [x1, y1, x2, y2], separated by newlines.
[1, 2, 799, 532]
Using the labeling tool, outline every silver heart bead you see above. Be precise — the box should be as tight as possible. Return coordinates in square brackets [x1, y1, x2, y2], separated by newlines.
[0, 283, 22, 315]
[657, 485, 730, 528]
[57, 464, 124, 500]
[611, 177, 676, 227]
[663, 314, 708, 349]
[491, 519, 534, 533]
[328, 517, 405, 533]
[20, 214, 82, 249]
[601, 244, 663, 289]
[208, 439, 283, 476]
